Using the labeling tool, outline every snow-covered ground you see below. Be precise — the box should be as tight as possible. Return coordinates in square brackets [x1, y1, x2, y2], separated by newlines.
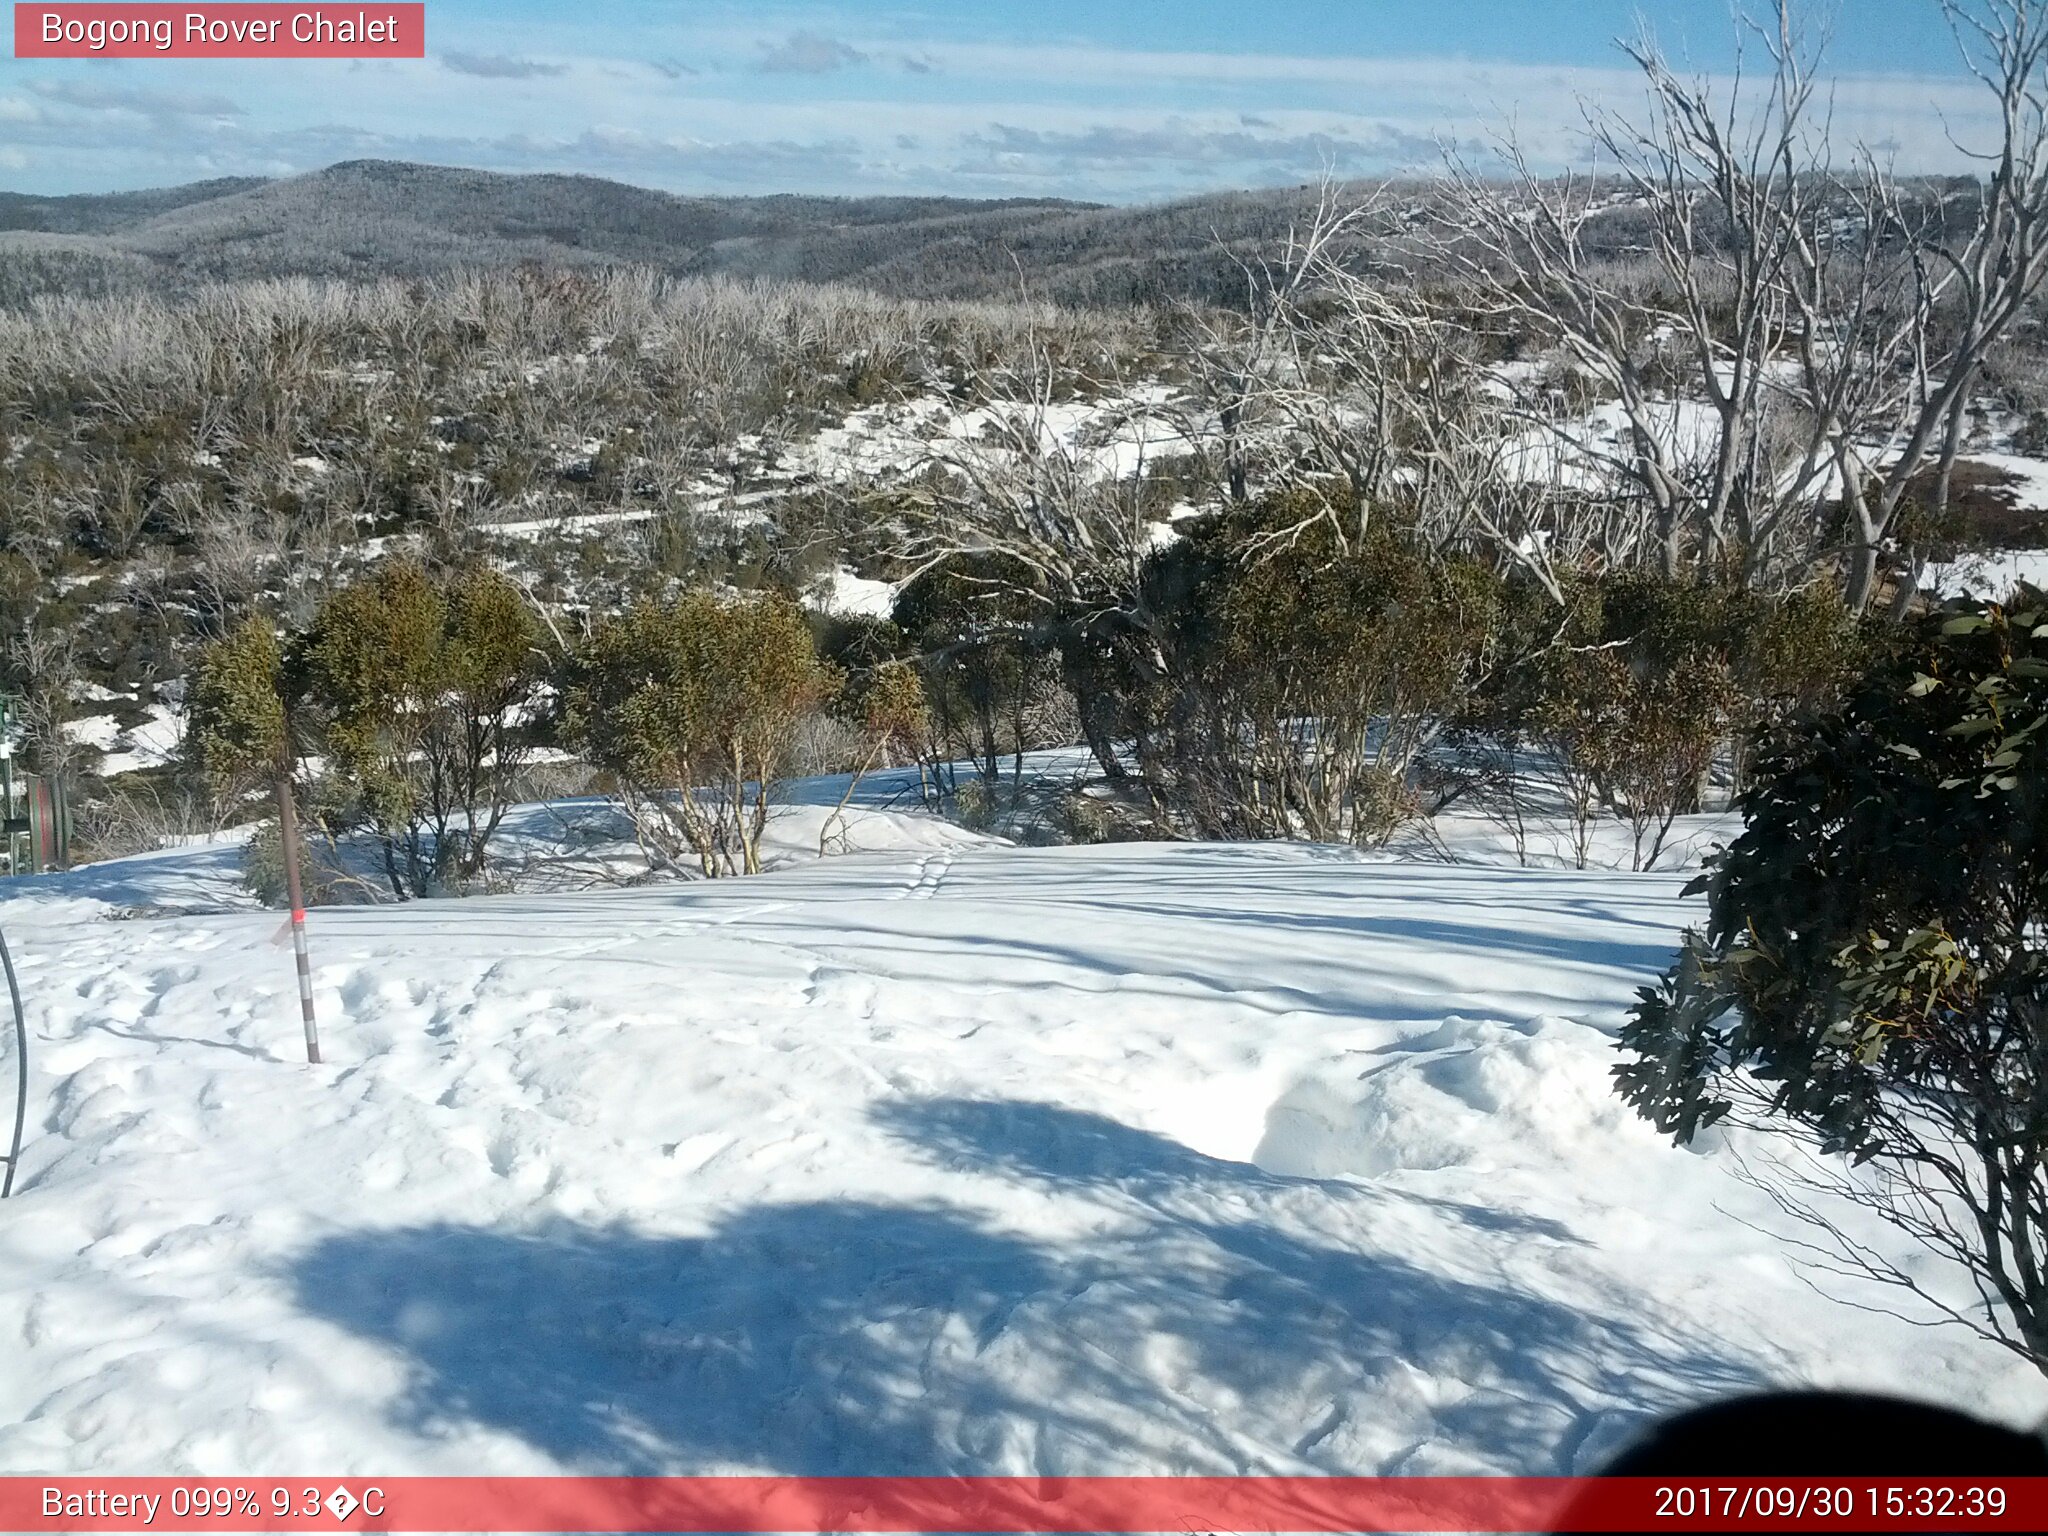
[791, 388, 1196, 487]
[58, 697, 184, 779]
[1925, 546, 2048, 600]
[2, 805, 2041, 1479]
[810, 566, 898, 621]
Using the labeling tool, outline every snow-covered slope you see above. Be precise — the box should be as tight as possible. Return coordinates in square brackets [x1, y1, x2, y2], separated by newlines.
[0, 838, 2041, 1477]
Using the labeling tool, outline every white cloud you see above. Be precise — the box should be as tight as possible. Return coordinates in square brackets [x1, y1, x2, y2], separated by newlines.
[0, 28, 2006, 199]
[756, 32, 867, 75]
[443, 53, 568, 80]
[29, 78, 242, 121]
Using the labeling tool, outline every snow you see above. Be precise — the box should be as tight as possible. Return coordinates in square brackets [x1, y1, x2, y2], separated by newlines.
[1, 804, 2041, 1479]
[811, 567, 897, 621]
[791, 388, 1196, 487]
[469, 795, 995, 893]
[103, 701, 183, 777]
[481, 507, 660, 540]
[1497, 398, 1725, 492]
[1957, 452, 2048, 510]
[63, 700, 184, 779]
[1924, 547, 2048, 600]
[57, 713, 121, 752]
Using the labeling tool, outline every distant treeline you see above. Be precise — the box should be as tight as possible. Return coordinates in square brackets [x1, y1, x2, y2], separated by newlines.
[0, 160, 1369, 310]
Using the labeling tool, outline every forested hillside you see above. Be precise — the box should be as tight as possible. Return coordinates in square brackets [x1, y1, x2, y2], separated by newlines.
[0, 159, 1344, 308]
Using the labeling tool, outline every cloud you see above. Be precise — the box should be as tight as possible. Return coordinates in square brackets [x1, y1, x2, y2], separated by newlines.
[756, 32, 867, 75]
[962, 119, 1441, 176]
[443, 53, 567, 80]
[0, 26, 2006, 203]
[29, 79, 241, 120]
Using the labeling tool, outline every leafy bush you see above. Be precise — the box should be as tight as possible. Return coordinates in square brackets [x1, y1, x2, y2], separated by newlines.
[1530, 644, 1733, 871]
[1617, 588, 2048, 1370]
[818, 659, 934, 853]
[188, 617, 289, 786]
[300, 560, 542, 896]
[1476, 573, 1864, 868]
[190, 563, 542, 900]
[1139, 494, 1503, 845]
[239, 819, 290, 908]
[565, 591, 840, 876]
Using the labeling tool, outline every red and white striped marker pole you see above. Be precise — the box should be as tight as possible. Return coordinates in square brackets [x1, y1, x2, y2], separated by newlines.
[273, 775, 320, 1066]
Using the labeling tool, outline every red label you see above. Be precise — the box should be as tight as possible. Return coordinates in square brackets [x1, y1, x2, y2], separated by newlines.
[0, 1477, 2044, 1533]
[13, 5, 425, 58]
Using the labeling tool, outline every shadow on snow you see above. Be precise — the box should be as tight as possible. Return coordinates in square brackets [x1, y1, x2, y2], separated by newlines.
[290, 1098, 1760, 1475]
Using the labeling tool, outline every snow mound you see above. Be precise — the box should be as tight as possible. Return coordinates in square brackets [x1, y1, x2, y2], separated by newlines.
[1254, 1014, 1655, 1181]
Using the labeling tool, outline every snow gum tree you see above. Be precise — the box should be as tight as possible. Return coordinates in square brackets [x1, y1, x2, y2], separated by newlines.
[893, 558, 1053, 791]
[1140, 493, 1505, 845]
[1618, 586, 2048, 1371]
[191, 563, 544, 901]
[189, 617, 290, 788]
[302, 560, 542, 897]
[565, 592, 840, 877]
[1432, 0, 2048, 609]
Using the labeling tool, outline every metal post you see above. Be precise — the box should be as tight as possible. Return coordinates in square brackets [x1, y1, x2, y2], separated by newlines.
[274, 775, 321, 1065]
[2, 923, 26, 1199]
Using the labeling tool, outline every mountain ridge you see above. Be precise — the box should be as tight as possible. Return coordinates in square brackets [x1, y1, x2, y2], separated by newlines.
[0, 158, 1331, 307]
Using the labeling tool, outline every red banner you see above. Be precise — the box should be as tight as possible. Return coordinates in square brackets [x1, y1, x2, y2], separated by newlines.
[0, 1476, 2043, 1533]
[12, 5, 424, 58]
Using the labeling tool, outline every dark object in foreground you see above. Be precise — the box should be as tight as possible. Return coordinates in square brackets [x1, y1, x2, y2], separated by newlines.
[1594, 1390, 2048, 1474]
[1549, 1390, 2048, 1533]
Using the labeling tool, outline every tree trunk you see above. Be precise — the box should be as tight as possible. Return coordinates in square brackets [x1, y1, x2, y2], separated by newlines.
[1845, 538, 1881, 616]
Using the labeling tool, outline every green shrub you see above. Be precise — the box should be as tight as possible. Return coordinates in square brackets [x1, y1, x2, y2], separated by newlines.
[239, 820, 289, 908]
[1140, 493, 1503, 845]
[565, 591, 840, 876]
[188, 618, 289, 786]
[1618, 587, 2048, 1370]
[192, 562, 543, 900]
[301, 560, 542, 897]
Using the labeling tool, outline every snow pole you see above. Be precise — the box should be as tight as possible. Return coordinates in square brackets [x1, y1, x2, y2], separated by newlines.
[1, 922, 25, 1198]
[274, 775, 321, 1066]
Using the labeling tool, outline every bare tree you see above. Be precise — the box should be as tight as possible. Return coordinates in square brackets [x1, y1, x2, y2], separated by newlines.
[3, 616, 86, 784]
[1822, 1, 2048, 609]
[885, 336, 1171, 674]
[1435, 0, 2048, 610]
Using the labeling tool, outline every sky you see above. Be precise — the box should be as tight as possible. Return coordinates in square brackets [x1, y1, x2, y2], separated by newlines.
[0, 1, 2010, 202]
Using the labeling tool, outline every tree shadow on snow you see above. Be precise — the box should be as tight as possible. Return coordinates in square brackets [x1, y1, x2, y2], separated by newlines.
[876, 1096, 1590, 1243]
[290, 1099, 1762, 1476]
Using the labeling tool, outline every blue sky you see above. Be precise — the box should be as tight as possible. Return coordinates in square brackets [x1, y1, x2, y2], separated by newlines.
[0, 2, 1999, 200]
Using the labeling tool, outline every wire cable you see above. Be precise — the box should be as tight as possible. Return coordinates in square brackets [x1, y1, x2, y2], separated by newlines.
[1, 923, 24, 1199]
